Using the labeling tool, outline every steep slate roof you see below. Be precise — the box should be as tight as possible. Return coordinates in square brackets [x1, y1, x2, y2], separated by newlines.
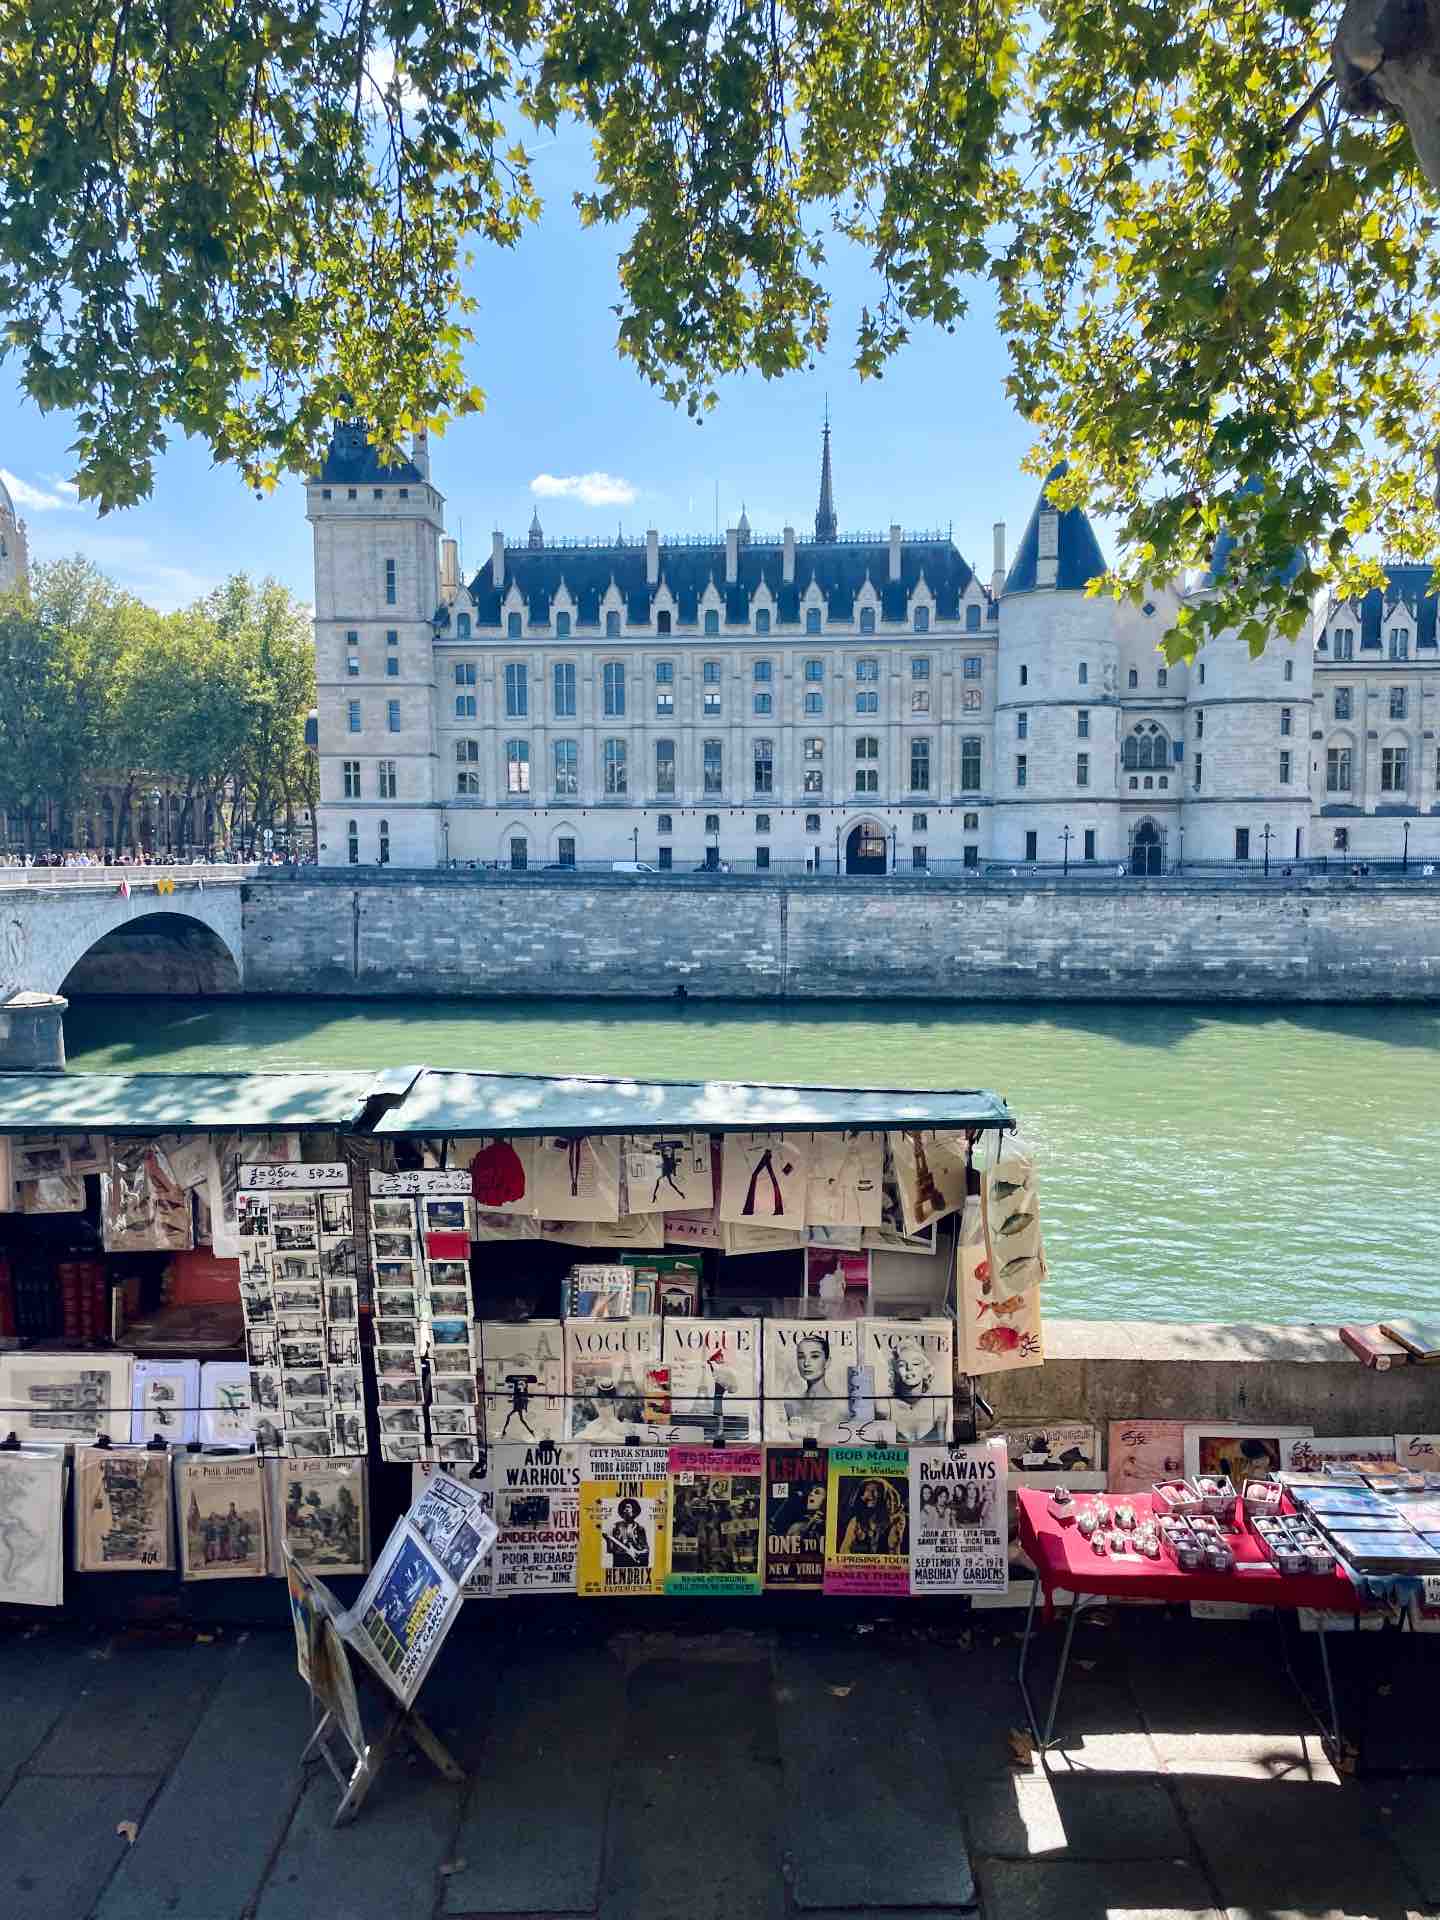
[1332, 564, 1440, 650]
[316, 420, 424, 486]
[1202, 476, 1306, 591]
[1003, 466, 1107, 595]
[464, 538, 976, 629]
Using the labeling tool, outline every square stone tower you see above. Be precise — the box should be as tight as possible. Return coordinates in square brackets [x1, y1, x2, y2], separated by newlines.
[307, 425, 445, 867]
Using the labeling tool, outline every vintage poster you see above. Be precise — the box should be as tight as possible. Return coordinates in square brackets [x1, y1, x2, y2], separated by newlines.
[542, 1213, 665, 1250]
[723, 1222, 807, 1257]
[1282, 1435, 1397, 1472]
[718, 1134, 808, 1226]
[492, 1442, 582, 1594]
[764, 1447, 829, 1589]
[0, 1352, 133, 1445]
[577, 1442, 671, 1596]
[1106, 1420, 1185, 1495]
[621, 1133, 713, 1214]
[565, 1317, 661, 1442]
[665, 1446, 763, 1595]
[981, 1145, 1047, 1291]
[179, 1457, 269, 1581]
[651, 1318, 761, 1443]
[101, 1142, 194, 1252]
[481, 1319, 567, 1444]
[863, 1318, 955, 1445]
[454, 1135, 537, 1214]
[0, 1449, 65, 1606]
[411, 1463, 498, 1599]
[804, 1247, 872, 1305]
[130, 1358, 201, 1448]
[762, 1319, 860, 1444]
[282, 1549, 365, 1752]
[278, 1459, 368, 1576]
[663, 1144, 724, 1250]
[885, 1130, 969, 1237]
[1182, 1424, 1315, 1490]
[805, 1131, 884, 1229]
[343, 1473, 498, 1705]
[1007, 1424, 1100, 1473]
[824, 1446, 911, 1595]
[74, 1447, 174, 1574]
[957, 1196, 1044, 1377]
[908, 1441, 1007, 1594]
[1397, 1434, 1440, 1469]
[529, 1134, 622, 1223]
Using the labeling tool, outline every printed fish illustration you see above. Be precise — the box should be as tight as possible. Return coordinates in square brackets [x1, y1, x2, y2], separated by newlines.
[976, 1293, 1027, 1319]
[1000, 1254, 1040, 1281]
[997, 1210, 1034, 1237]
[977, 1324, 1042, 1357]
[974, 1257, 992, 1296]
[991, 1177, 1028, 1200]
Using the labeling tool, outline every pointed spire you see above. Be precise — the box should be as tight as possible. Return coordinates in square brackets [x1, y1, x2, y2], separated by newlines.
[815, 406, 837, 543]
[737, 502, 751, 546]
[528, 506, 544, 549]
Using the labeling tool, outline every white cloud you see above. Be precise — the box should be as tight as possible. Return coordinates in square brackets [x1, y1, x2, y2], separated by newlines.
[0, 468, 78, 512]
[364, 45, 427, 113]
[531, 471, 639, 508]
[26, 524, 220, 612]
[46, 476, 80, 501]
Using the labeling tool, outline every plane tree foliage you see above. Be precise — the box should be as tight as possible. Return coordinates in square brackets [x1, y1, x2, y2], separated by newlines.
[5, 0, 1440, 651]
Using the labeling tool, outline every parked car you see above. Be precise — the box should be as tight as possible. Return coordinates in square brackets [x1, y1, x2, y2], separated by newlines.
[611, 861, 658, 873]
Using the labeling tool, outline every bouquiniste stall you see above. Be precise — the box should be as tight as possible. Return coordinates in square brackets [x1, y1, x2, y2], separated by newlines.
[0, 1065, 1045, 1611]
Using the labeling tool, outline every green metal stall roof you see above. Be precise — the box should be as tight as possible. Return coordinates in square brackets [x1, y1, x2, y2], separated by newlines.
[373, 1069, 1014, 1137]
[0, 1070, 406, 1134]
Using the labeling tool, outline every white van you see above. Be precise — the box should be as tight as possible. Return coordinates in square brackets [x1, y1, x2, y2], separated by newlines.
[611, 861, 658, 874]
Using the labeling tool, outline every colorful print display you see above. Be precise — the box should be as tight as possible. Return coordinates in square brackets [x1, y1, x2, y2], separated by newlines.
[369, 1171, 477, 1465]
[237, 1166, 367, 1459]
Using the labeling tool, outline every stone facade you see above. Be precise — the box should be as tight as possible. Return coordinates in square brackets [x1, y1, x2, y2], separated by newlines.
[0, 879, 245, 997]
[309, 427, 1438, 873]
[0, 472, 28, 597]
[241, 872, 1440, 1001]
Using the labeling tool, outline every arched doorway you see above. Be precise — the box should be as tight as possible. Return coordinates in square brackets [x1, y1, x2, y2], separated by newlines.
[846, 822, 888, 875]
[1130, 819, 1164, 877]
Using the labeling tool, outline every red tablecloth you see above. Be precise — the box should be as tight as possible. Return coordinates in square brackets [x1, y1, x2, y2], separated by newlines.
[1017, 1488, 1361, 1618]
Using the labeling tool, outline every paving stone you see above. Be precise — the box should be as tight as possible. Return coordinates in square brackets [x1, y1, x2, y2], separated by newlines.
[1129, 1632, 1325, 1765]
[0, 1630, 92, 1797]
[30, 1641, 234, 1777]
[1363, 1778, 1440, 1904]
[0, 1772, 161, 1920]
[1172, 1762, 1423, 1919]
[443, 1644, 626, 1915]
[597, 1654, 785, 1920]
[976, 1858, 1222, 1920]
[257, 1760, 460, 1920]
[962, 1772, 1193, 1862]
[775, 1646, 975, 1910]
[96, 1632, 311, 1920]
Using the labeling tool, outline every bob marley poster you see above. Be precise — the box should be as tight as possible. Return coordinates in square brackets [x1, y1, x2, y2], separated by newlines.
[823, 1446, 910, 1596]
[577, 1443, 670, 1596]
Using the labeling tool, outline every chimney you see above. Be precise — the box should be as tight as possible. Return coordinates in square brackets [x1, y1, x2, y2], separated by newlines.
[440, 538, 458, 595]
[646, 528, 660, 586]
[491, 530, 506, 588]
[725, 526, 739, 585]
[888, 524, 902, 583]
[411, 428, 430, 479]
[991, 521, 1006, 598]
[783, 526, 795, 584]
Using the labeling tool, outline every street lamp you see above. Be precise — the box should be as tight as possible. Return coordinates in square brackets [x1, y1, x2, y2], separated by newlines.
[1261, 821, 1274, 878]
[632, 825, 640, 861]
[1060, 824, 1073, 877]
[1403, 819, 1411, 871]
[1177, 823, 1185, 873]
[149, 788, 161, 860]
[835, 825, 842, 876]
[890, 824, 897, 873]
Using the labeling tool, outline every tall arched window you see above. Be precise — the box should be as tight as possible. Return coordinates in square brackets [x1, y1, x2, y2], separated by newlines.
[347, 819, 359, 865]
[505, 738, 531, 795]
[378, 819, 390, 865]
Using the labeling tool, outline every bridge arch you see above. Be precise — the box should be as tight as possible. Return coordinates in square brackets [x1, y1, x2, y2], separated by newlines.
[57, 908, 242, 996]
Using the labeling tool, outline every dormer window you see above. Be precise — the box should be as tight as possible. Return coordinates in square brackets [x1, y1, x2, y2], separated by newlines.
[456, 613, 471, 639]
[913, 606, 929, 633]
[806, 607, 822, 633]
[755, 609, 770, 634]
[607, 610, 621, 637]
[704, 609, 719, 636]
[860, 607, 876, 633]
[507, 611, 522, 638]
[657, 611, 672, 634]
[556, 612, 571, 638]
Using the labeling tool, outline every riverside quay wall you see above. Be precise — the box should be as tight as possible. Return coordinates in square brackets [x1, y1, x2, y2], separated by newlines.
[240, 871, 1440, 1001]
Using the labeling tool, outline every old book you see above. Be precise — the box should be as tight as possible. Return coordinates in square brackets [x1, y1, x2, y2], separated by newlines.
[1379, 1320, 1440, 1363]
[74, 1446, 174, 1573]
[1339, 1324, 1411, 1369]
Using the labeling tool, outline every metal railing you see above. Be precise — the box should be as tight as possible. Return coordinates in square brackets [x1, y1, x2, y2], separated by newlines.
[0, 862, 261, 889]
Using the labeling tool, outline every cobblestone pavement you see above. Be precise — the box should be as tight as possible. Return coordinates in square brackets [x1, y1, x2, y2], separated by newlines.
[2, 1607, 1438, 1920]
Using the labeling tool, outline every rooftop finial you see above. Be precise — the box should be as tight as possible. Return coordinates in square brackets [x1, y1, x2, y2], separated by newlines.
[528, 506, 544, 549]
[815, 408, 837, 543]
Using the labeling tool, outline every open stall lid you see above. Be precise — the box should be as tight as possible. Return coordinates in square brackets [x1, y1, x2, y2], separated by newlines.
[373, 1068, 1014, 1137]
[0, 1069, 413, 1133]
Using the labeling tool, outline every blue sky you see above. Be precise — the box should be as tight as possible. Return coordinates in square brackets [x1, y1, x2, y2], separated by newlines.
[0, 129, 1055, 612]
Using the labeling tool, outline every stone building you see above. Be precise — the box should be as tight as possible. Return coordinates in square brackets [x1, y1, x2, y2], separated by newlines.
[0, 472, 29, 596]
[308, 422, 1434, 871]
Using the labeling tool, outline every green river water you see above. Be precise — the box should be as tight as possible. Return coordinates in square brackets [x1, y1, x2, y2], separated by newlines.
[65, 995, 1440, 1328]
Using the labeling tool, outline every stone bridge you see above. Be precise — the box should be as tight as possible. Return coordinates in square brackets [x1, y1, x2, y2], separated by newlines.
[0, 870, 246, 997]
